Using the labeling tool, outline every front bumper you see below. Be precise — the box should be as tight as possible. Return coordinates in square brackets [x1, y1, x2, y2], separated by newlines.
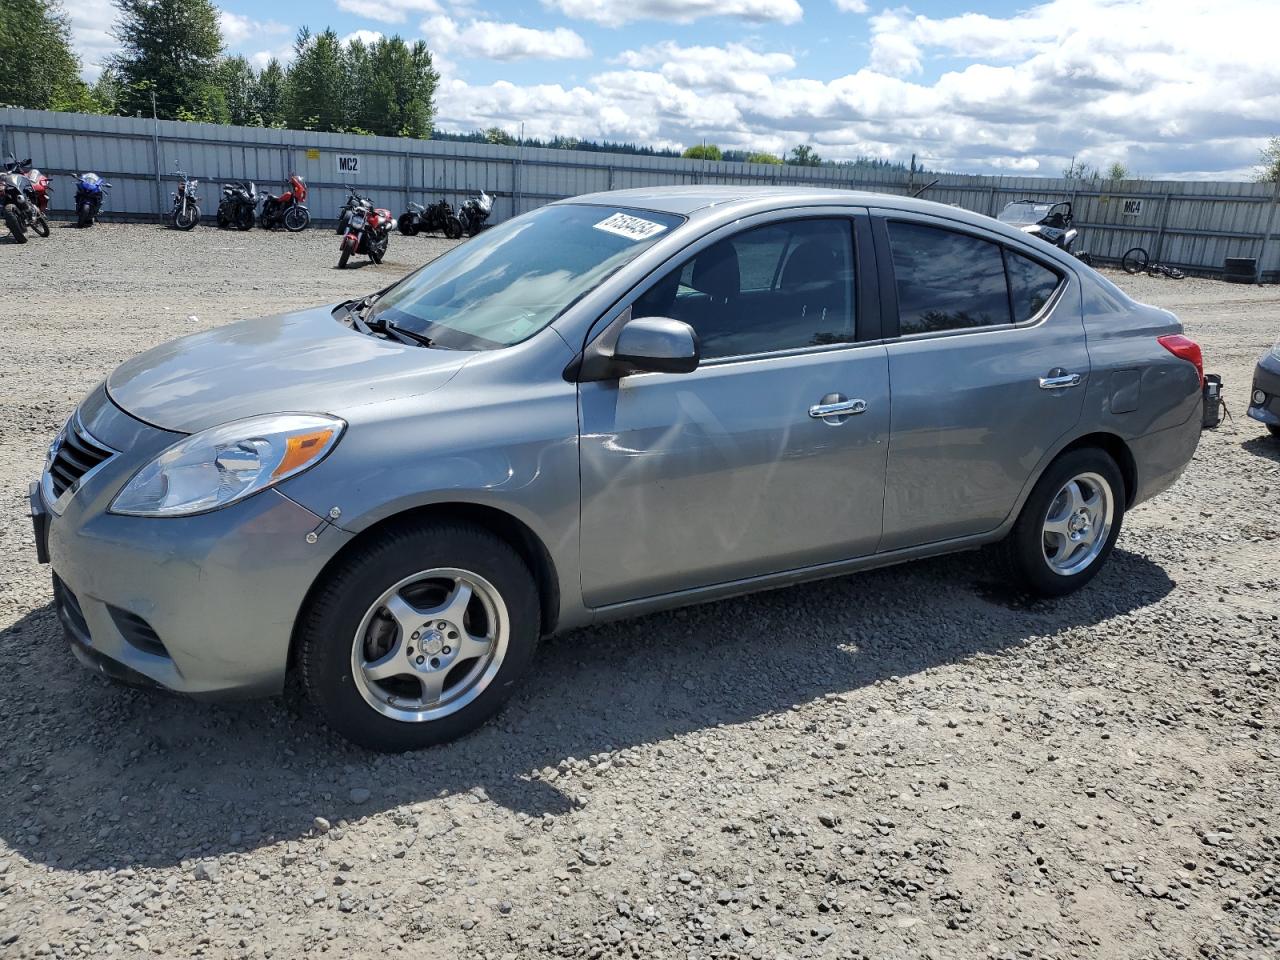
[34, 388, 353, 699]
[1248, 354, 1280, 427]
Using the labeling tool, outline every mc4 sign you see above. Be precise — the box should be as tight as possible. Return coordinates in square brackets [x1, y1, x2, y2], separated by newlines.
[336, 155, 361, 175]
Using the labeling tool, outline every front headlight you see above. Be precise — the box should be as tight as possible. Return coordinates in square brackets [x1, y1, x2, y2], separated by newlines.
[110, 414, 345, 517]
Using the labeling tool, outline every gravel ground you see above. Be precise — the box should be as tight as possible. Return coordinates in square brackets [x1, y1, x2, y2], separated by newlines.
[0, 223, 1276, 960]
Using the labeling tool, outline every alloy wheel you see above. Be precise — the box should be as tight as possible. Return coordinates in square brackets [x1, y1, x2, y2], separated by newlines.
[1041, 471, 1113, 576]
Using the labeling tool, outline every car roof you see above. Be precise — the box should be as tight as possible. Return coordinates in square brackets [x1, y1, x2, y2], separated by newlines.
[558, 184, 1004, 233]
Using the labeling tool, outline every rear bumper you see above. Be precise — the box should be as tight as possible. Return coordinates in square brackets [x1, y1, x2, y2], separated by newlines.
[1129, 401, 1202, 507]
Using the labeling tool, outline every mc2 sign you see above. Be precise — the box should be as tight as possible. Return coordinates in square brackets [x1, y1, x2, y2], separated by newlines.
[336, 155, 361, 175]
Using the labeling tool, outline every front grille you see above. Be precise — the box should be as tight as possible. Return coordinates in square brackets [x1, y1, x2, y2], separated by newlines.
[107, 606, 169, 658]
[48, 417, 115, 498]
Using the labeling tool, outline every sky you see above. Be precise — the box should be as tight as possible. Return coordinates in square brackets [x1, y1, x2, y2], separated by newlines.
[61, 0, 1280, 179]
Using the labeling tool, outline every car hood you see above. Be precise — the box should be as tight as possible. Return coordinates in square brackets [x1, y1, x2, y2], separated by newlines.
[107, 305, 472, 433]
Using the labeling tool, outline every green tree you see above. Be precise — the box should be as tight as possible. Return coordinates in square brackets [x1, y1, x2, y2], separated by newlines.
[286, 27, 345, 131]
[1106, 161, 1129, 180]
[216, 55, 258, 126]
[682, 143, 722, 161]
[787, 144, 821, 166]
[745, 151, 782, 164]
[0, 0, 95, 110]
[361, 37, 436, 137]
[255, 59, 287, 127]
[1255, 137, 1280, 183]
[1062, 158, 1098, 180]
[484, 126, 516, 145]
[109, 0, 224, 120]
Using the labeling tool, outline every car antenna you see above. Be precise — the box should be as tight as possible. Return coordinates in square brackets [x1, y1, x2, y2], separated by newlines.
[911, 178, 940, 199]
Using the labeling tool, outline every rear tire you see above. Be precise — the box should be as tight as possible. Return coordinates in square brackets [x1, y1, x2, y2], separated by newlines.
[298, 521, 540, 751]
[369, 234, 387, 264]
[32, 215, 49, 237]
[992, 448, 1125, 597]
[4, 204, 27, 243]
[444, 215, 463, 240]
[397, 213, 417, 236]
[236, 207, 254, 231]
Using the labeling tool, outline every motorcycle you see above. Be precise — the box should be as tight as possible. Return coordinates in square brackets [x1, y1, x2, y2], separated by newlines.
[74, 172, 111, 227]
[258, 174, 310, 232]
[170, 164, 201, 230]
[335, 186, 364, 234]
[397, 198, 462, 239]
[216, 180, 256, 230]
[457, 190, 493, 237]
[338, 193, 392, 269]
[1, 157, 50, 243]
[996, 199, 1093, 265]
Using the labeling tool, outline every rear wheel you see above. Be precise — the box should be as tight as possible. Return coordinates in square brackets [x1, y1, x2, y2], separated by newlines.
[4, 204, 27, 243]
[444, 215, 463, 240]
[993, 448, 1125, 597]
[235, 206, 254, 230]
[299, 521, 540, 751]
[31, 214, 49, 237]
[1121, 246, 1148, 275]
[284, 206, 309, 232]
[369, 233, 388, 264]
[397, 213, 418, 236]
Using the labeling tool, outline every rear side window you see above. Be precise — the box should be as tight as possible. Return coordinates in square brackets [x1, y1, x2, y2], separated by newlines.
[1005, 250, 1062, 321]
[888, 222, 1012, 334]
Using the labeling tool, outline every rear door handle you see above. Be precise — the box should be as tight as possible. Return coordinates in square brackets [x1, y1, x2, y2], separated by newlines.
[809, 396, 867, 420]
[1039, 370, 1082, 390]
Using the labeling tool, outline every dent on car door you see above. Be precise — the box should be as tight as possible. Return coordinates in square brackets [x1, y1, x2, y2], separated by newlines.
[577, 214, 891, 608]
[875, 215, 1089, 551]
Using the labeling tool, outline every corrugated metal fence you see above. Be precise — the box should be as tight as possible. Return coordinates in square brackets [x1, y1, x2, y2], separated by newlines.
[4, 108, 1278, 280]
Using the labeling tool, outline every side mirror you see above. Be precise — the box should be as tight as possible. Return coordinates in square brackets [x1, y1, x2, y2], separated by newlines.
[573, 314, 700, 382]
[613, 316, 700, 375]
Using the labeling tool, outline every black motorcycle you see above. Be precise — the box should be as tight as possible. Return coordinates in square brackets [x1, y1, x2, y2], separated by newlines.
[457, 190, 493, 237]
[397, 198, 463, 238]
[1, 157, 50, 243]
[170, 165, 201, 231]
[996, 199, 1092, 265]
[74, 173, 111, 227]
[217, 180, 257, 230]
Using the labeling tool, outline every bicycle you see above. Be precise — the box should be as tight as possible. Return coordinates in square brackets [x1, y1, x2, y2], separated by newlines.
[1121, 246, 1184, 279]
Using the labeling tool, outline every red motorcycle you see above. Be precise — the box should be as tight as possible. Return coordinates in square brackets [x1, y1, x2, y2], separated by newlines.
[338, 193, 391, 268]
[2, 156, 50, 243]
[258, 174, 310, 232]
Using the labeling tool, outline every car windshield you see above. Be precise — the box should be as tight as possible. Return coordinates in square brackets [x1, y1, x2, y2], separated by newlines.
[367, 203, 685, 350]
[998, 201, 1054, 224]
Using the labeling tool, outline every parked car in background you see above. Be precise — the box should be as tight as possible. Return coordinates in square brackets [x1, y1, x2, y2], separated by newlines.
[1248, 338, 1280, 437]
[29, 187, 1205, 751]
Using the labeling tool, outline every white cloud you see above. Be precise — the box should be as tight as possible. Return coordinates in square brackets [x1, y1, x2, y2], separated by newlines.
[218, 10, 289, 47]
[422, 16, 590, 61]
[342, 29, 386, 47]
[543, 0, 803, 27]
[61, 0, 116, 81]
[833, 0, 869, 11]
[334, 0, 443, 25]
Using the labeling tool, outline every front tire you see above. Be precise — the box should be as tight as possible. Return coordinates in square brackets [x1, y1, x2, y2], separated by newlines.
[284, 206, 309, 232]
[173, 203, 199, 230]
[77, 202, 93, 227]
[4, 204, 27, 243]
[299, 521, 540, 751]
[236, 206, 254, 230]
[397, 213, 418, 236]
[338, 245, 351, 269]
[993, 448, 1125, 597]
[31, 214, 49, 237]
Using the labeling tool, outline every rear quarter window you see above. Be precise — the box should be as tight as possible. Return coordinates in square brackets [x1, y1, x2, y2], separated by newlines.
[1005, 250, 1062, 322]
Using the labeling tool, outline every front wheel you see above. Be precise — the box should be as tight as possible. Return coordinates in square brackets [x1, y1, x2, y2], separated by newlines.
[444, 215, 463, 240]
[31, 215, 49, 238]
[235, 206, 254, 231]
[77, 202, 93, 227]
[992, 448, 1125, 597]
[298, 521, 540, 751]
[397, 213, 418, 236]
[284, 206, 309, 232]
[1121, 246, 1148, 275]
[338, 245, 351, 269]
[3, 204, 26, 243]
[173, 203, 199, 230]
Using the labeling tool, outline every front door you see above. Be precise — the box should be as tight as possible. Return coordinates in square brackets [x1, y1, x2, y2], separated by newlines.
[578, 215, 891, 608]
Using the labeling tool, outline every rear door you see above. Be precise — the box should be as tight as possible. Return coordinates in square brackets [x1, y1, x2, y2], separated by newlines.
[872, 211, 1089, 551]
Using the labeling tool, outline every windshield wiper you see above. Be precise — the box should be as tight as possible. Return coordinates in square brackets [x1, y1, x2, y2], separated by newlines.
[381, 321, 435, 347]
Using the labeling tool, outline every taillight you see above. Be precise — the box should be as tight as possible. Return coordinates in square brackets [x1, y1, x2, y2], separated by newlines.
[1157, 334, 1204, 386]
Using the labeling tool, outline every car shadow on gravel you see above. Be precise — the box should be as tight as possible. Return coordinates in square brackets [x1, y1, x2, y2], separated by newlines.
[1241, 434, 1280, 463]
[0, 546, 1173, 873]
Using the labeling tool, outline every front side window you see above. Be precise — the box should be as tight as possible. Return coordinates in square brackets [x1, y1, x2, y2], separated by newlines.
[633, 218, 855, 360]
[888, 221, 1011, 334]
[369, 204, 685, 350]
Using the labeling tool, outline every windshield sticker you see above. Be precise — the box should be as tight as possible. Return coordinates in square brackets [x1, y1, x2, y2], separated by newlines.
[593, 212, 668, 242]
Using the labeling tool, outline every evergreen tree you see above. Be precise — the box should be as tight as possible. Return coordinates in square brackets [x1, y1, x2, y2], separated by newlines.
[0, 0, 94, 110]
[216, 55, 258, 126]
[110, 0, 224, 119]
[285, 27, 345, 132]
[255, 59, 287, 128]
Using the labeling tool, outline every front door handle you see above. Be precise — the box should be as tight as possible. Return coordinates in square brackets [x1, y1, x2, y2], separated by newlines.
[809, 395, 867, 421]
[1039, 370, 1082, 390]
